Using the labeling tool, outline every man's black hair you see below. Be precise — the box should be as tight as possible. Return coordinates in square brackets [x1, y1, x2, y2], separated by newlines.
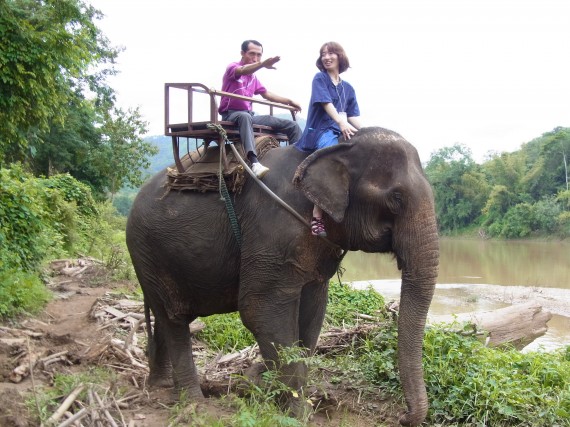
[241, 40, 263, 53]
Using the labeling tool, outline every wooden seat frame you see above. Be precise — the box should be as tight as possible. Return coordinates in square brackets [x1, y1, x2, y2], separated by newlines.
[165, 83, 297, 173]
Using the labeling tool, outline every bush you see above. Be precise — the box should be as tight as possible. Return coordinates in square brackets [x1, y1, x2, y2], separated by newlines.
[0, 269, 51, 318]
[532, 197, 562, 233]
[422, 328, 570, 425]
[326, 281, 386, 326]
[197, 313, 256, 352]
[42, 173, 98, 218]
[499, 203, 534, 238]
[0, 164, 64, 271]
[0, 165, 112, 273]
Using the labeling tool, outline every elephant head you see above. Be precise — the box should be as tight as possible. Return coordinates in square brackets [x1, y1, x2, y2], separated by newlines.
[294, 127, 439, 426]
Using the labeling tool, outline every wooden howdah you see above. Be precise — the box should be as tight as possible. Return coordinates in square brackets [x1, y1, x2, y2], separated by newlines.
[164, 83, 298, 177]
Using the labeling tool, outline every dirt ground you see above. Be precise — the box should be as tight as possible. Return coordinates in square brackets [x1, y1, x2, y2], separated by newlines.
[0, 260, 403, 427]
[4, 261, 566, 427]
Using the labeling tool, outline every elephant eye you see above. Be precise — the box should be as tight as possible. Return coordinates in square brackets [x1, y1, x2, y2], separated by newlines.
[388, 191, 405, 214]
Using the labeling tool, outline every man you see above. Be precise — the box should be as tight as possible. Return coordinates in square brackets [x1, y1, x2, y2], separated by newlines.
[219, 40, 302, 178]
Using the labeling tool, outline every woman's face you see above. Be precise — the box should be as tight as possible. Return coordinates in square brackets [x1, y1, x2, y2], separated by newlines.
[320, 48, 339, 72]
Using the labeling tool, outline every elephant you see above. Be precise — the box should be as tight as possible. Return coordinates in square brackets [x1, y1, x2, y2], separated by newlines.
[125, 126, 439, 426]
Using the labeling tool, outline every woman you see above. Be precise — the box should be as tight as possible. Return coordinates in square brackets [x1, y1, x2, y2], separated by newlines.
[295, 41, 361, 236]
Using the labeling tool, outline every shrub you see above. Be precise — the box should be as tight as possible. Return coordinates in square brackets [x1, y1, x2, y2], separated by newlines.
[326, 281, 386, 326]
[499, 203, 534, 237]
[0, 269, 51, 318]
[0, 165, 111, 273]
[0, 164, 63, 271]
[197, 313, 256, 352]
[423, 327, 570, 425]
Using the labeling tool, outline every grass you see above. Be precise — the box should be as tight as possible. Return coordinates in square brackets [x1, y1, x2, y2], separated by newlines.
[191, 281, 570, 426]
[0, 269, 51, 319]
[26, 367, 121, 424]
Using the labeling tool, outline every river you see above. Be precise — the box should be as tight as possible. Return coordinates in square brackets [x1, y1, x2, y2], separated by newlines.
[342, 238, 570, 351]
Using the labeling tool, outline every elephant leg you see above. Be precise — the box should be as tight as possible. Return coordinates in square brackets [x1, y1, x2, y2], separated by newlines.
[298, 280, 328, 354]
[163, 318, 203, 399]
[147, 315, 173, 388]
[239, 292, 311, 420]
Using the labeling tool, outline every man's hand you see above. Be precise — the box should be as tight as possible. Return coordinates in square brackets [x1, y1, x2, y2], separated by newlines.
[288, 100, 302, 113]
[262, 56, 281, 69]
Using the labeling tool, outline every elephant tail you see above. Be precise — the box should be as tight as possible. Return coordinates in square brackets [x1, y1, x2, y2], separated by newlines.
[144, 300, 153, 343]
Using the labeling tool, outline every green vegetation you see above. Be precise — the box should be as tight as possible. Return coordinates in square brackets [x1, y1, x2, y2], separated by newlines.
[422, 329, 570, 425]
[0, 0, 149, 317]
[197, 313, 257, 352]
[0, 164, 132, 318]
[326, 281, 387, 325]
[426, 127, 570, 238]
[192, 282, 570, 426]
[1, 0, 157, 200]
[0, 270, 51, 318]
[26, 367, 122, 423]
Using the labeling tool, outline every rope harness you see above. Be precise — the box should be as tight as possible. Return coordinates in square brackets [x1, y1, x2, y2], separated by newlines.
[206, 123, 342, 252]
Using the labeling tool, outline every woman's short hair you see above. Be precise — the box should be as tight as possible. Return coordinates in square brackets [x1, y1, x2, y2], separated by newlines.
[316, 41, 350, 73]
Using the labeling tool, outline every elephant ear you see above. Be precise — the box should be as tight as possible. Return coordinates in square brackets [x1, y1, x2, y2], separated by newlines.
[293, 144, 352, 223]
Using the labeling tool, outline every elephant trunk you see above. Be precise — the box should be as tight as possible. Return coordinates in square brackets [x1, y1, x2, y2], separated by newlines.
[394, 208, 439, 426]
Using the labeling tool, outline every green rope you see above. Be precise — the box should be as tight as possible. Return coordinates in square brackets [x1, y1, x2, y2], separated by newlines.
[206, 122, 342, 257]
[209, 123, 242, 248]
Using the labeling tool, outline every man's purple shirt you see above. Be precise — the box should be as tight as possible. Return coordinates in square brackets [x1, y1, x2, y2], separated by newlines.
[218, 62, 267, 114]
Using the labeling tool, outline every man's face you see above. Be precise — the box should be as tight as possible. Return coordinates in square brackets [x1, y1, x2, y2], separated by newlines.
[241, 43, 263, 65]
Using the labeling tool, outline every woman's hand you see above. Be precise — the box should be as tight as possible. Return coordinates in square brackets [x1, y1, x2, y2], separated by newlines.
[339, 120, 358, 140]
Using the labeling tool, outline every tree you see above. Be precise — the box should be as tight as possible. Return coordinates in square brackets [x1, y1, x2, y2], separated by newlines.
[483, 151, 527, 193]
[0, 0, 120, 164]
[539, 128, 570, 194]
[425, 144, 489, 231]
[30, 90, 100, 179]
[93, 107, 157, 199]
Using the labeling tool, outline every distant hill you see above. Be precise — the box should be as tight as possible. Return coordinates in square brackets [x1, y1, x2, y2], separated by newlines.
[145, 115, 307, 174]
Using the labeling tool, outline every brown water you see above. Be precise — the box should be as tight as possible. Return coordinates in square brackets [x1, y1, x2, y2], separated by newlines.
[342, 238, 570, 351]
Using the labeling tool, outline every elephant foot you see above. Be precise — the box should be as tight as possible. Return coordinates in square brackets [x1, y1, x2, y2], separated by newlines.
[175, 383, 205, 400]
[398, 408, 427, 427]
[148, 374, 174, 388]
[243, 361, 267, 386]
[282, 391, 313, 423]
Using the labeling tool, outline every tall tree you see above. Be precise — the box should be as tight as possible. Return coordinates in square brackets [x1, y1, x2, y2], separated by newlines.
[30, 90, 100, 179]
[425, 144, 489, 231]
[93, 107, 157, 199]
[0, 0, 119, 164]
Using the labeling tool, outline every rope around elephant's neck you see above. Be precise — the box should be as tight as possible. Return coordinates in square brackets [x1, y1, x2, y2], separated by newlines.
[206, 123, 342, 252]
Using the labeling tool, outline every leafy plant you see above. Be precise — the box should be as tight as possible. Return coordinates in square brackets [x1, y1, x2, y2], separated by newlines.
[0, 164, 64, 271]
[0, 269, 51, 318]
[423, 327, 570, 425]
[197, 313, 256, 352]
[326, 281, 386, 326]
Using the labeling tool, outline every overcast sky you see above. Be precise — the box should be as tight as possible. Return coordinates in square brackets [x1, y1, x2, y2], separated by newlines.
[88, 0, 570, 162]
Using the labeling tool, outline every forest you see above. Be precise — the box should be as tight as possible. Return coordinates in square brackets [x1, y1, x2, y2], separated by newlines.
[425, 127, 570, 238]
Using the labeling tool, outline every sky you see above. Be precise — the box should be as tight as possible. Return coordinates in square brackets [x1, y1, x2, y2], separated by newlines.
[88, 0, 570, 162]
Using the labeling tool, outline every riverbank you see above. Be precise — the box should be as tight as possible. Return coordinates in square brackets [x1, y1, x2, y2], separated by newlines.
[351, 279, 570, 351]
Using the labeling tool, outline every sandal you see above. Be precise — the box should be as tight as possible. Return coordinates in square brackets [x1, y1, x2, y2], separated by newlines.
[311, 217, 327, 237]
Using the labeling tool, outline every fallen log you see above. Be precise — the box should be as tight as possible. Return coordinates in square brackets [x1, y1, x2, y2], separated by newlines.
[428, 300, 552, 350]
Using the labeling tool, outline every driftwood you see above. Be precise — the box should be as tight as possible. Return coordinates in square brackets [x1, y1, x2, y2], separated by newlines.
[428, 301, 552, 349]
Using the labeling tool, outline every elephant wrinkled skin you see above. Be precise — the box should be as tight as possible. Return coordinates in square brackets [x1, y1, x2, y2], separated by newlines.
[126, 127, 439, 426]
